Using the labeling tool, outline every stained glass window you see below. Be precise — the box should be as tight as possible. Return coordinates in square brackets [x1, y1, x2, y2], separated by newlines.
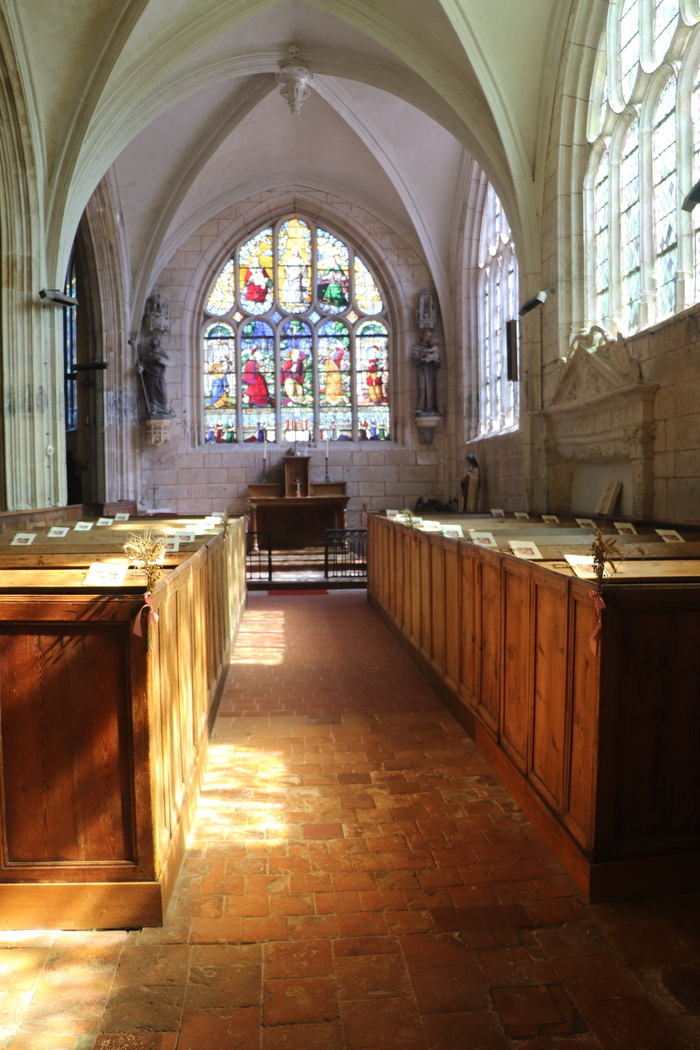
[203, 217, 390, 443]
[652, 75, 677, 319]
[478, 184, 519, 436]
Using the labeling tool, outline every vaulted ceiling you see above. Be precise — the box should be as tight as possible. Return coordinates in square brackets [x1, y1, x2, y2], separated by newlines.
[6, 0, 572, 315]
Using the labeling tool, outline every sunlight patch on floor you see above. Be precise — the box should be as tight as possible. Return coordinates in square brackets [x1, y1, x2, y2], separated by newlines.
[196, 741, 291, 840]
[230, 609, 286, 666]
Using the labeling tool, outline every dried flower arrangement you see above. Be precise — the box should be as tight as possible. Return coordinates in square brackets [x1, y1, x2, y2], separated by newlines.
[122, 531, 166, 591]
[590, 529, 644, 588]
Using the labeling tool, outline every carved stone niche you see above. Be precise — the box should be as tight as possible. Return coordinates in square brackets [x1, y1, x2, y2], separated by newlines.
[537, 333, 658, 519]
[145, 418, 171, 447]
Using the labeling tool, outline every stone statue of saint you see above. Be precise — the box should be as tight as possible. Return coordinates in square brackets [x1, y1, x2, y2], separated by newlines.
[413, 330, 440, 415]
[461, 454, 480, 513]
[138, 336, 170, 417]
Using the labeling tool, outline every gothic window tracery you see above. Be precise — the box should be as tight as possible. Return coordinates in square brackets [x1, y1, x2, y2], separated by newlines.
[202, 218, 390, 444]
[477, 184, 519, 436]
[585, 0, 700, 334]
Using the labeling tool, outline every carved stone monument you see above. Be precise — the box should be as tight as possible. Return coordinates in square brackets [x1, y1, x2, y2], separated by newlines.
[537, 326, 657, 518]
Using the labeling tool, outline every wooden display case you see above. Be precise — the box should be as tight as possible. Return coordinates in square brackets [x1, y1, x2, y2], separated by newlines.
[368, 513, 700, 902]
[0, 517, 246, 928]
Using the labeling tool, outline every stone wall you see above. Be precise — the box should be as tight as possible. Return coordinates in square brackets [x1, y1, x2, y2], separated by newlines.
[465, 430, 525, 513]
[137, 188, 452, 526]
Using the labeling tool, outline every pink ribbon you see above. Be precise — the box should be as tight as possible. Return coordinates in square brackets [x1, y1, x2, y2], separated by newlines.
[587, 589, 606, 656]
[133, 591, 160, 636]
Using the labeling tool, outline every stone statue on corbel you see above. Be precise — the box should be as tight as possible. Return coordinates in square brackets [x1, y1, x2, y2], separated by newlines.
[413, 289, 441, 445]
[133, 292, 173, 445]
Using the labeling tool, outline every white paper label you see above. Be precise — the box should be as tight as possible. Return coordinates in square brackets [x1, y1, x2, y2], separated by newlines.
[10, 533, 36, 546]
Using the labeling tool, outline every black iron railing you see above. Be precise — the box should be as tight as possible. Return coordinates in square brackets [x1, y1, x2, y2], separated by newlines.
[246, 530, 272, 582]
[324, 529, 367, 578]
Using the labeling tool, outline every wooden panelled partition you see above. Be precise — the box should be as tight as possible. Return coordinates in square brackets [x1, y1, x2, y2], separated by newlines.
[0, 519, 246, 929]
[368, 515, 700, 902]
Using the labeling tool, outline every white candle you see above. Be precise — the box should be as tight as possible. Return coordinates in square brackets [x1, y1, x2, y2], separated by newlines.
[263, 430, 267, 460]
[325, 437, 329, 459]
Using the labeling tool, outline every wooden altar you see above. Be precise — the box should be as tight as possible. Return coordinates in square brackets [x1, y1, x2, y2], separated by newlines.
[248, 455, 349, 549]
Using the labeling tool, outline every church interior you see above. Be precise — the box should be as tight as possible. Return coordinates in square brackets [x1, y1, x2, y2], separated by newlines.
[1, 0, 700, 1046]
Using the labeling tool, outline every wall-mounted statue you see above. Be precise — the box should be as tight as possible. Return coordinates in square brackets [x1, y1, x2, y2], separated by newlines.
[137, 336, 170, 418]
[413, 330, 441, 416]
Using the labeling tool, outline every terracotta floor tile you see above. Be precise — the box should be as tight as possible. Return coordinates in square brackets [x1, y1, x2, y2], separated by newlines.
[476, 946, 558, 988]
[241, 918, 289, 943]
[490, 983, 585, 1039]
[553, 953, 643, 1003]
[93, 1038, 178, 1050]
[288, 915, 339, 941]
[2, 593, 698, 1049]
[336, 953, 411, 999]
[262, 978, 339, 1025]
[399, 934, 476, 968]
[261, 1020, 344, 1049]
[340, 997, 427, 1048]
[333, 936, 399, 957]
[408, 963, 490, 1013]
[315, 892, 363, 914]
[579, 996, 682, 1048]
[421, 1010, 510, 1050]
[177, 1007, 261, 1050]
[264, 940, 334, 979]
[336, 913, 388, 938]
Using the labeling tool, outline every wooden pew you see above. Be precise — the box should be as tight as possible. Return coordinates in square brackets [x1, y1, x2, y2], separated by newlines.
[0, 517, 246, 929]
[368, 514, 700, 902]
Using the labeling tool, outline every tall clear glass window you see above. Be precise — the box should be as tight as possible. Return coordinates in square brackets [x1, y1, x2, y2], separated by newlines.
[63, 254, 78, 432]
[620, 0, 641, 101]
[585, 0, 697, 332]
[478, 185, 519, 435]
[652, 75, 678, 318]
[653, 0, 679, 64]
[594, 149, 611, 322]
[693, 65, 700, 301]
[620, 120, 641, 332]
[202, 218, 390, 444]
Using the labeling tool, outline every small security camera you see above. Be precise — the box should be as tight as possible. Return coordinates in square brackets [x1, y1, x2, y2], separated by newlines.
[39, 288, 79, 307]
[519, 290, 547, 316]
[682, 178, 700, 213]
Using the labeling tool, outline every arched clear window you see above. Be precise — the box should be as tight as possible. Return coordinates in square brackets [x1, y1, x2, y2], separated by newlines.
[652, 75, 678, 317]
[620, 119, 641, 332]
[202, 217, 390, 444]
[653, 0, 680, 65]
[594, 149, 611, 322]
[620, 0, 641, 102]
[585, 2, 699, 333]
[692, 63, 700, 300]
[477, 185, 519, 435]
